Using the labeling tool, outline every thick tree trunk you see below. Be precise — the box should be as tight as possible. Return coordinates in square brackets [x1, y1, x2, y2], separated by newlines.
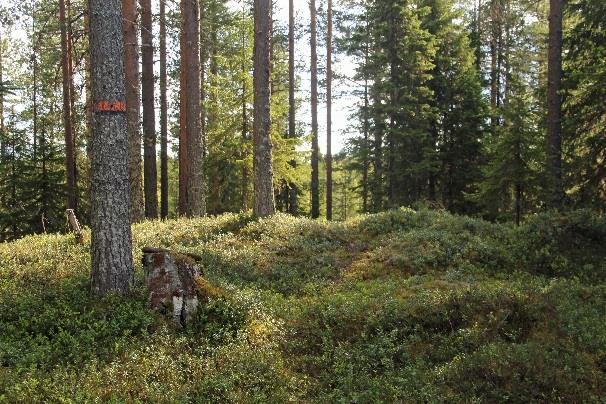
[182, 0, 205, 216]
[141, 0, 158, 218]
[89, 0, 134, 295]
[310, 0, 320, 219]
[122, 0, 144, 222]
[287, 0, 298, 215]
[59, 0, 78, 212]
[253, 0, 276, 218]
[547, 0, 564, 208]
[160, 0, 169, 219]
[326, 0, 333, 220]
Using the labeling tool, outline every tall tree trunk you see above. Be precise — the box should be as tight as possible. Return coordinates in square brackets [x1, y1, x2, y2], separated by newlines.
[122, 0, 144, 222]
[182, 0, 205, 216]
[59, 0, 77, 212]
[489, 0, 499, 130]
[89, 0, 134, 295]
[547, 0, 564, 208]
[371, 86, 383, 212]
[0, 28, 4, 157]
[241, 4, 250, 211]
[178, 24, 188, 216]
[32, 32, 38, 163]
[200, 0, 208, 158]
[84, 11, 93, 161]
[310, 0, 320, 218]
[326, 0, 333, 220]
[141, 0, 158, 218]
[362, 76, 369, 213]
[252, 0, 276, 217]
[160, 0, 169, 219]
[288, 0, 298, 215]
[67, 0, 78, 200]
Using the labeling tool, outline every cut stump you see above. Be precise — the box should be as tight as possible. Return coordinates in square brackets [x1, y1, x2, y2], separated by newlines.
[142, 247, 203, 326]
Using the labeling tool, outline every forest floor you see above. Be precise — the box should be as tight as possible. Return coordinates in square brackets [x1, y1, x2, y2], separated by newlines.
[1, 208, 605, 402]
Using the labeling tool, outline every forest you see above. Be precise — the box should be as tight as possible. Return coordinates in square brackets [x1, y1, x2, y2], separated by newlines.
[0, 0, 605, 401]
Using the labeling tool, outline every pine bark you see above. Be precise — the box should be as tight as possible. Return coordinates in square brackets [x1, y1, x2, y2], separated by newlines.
[141, 0, 158, 218]
[288, 0, 298, 215]
[310, 0, 320, 219]
[0, 28, 4, 157]
[547, 0, 564, 208]
[59, 0, 78, 212]
[253, 0, 276, 217]
[89, 0, 134, 295]
[489, 0, 500, 130]
[326, 0, 333, 220]
[160, 0, 169, 219]
[178, 24, 188, 216]
[200, 0, 208, 158]
[122, 0, 144, 222]
[181, 0, 205, 216]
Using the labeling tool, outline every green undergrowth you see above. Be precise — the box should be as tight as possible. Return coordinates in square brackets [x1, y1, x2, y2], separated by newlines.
[1, 208, 605, 402]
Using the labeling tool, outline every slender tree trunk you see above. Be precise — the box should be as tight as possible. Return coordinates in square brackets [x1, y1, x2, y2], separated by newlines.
[67, 0, 78, 201]
[310, 0, 320, 218]
[241, 5, 250, 211]
[200, 0, 208, 158]
[242, 78, 249, 210]
[182, 0, 205, 216]
[288, 0, 298, 215]
[84, 12, 93, 161]
[178, 24, 188, 216]
[207, 8, 218, 138]
[89, 0, 134, 295]
[362, 76, 369, 213]
[547, 0, 564, 208]
[326, 0, 333, 220]
[253, 0, 276, 217]
[489, 0, 499, 130]
[141, 0, 158, 218]
[122, 0, 144, 222]
[371, 86, 383, 212]
[59, 0, 77, 212]
[160, 0, 169, 219]
[32, 34, 38, 163]
[0, 28, 4, 157]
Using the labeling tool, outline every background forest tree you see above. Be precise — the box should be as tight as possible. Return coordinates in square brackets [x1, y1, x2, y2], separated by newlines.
[0, 0, 604, 241]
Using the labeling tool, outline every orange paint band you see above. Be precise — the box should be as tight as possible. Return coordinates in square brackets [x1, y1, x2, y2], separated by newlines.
[94, 100, 127, 113]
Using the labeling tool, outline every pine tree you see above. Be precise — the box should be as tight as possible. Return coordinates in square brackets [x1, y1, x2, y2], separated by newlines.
[159, 0, 169, 219]
[310, 0, 320, 218]
[59, 0, 77, 212]
[252, 0, 276, 217]
[547, 0, 564, 208]
[326, 0, 333, 220]
[141, 0, 158, 218]
[180, 0, 205, 217]
[89, 0, 134, 295]
[122, 0, 144, 222]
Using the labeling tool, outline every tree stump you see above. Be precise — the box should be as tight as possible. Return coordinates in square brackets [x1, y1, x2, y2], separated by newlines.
[65, 209, 84, 244]
[142, 247, 203, 326]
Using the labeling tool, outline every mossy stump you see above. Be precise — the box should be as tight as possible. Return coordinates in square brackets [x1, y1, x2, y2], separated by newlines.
[142, 247, 203, 326]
